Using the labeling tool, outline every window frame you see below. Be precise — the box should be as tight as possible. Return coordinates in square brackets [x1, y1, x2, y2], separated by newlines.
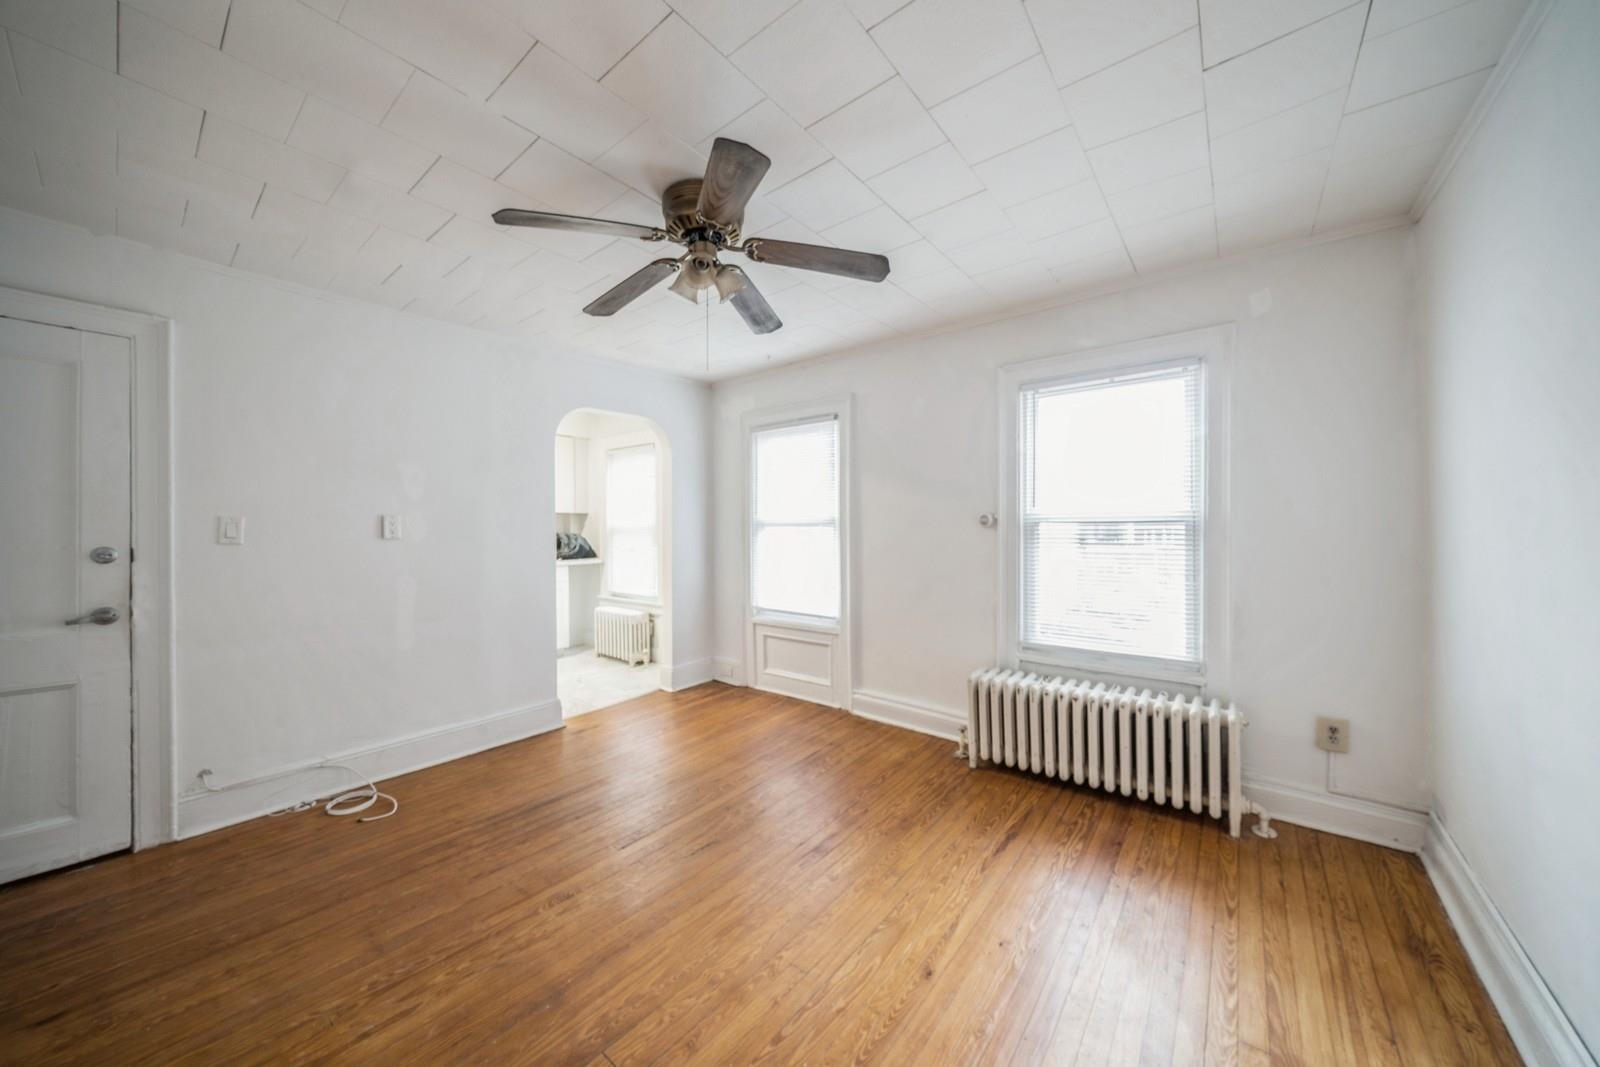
[743, 400, 849, 630]
[997, 326, 1232, 691]
[602, 440, 661, 604]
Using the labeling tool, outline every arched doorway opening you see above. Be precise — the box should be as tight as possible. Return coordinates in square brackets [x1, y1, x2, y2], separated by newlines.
[553, 408, 672, 718]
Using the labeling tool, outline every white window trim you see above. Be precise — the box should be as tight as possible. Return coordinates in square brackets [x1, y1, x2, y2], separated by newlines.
[602, 440, 662, 605]
[997, 325, 1232, 693]
[741, 395, 853, 690]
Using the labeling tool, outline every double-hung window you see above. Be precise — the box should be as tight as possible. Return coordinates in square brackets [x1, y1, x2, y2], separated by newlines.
[750, 416, 840, 622]
[605, 443, 658, 600]
[1011, 339, 1219, 683]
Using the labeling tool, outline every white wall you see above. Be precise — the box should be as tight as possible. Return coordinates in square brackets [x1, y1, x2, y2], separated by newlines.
[1417, 0, 1600, 1050]
[0, 207, 712, 836]
[714, 227, 1432, 819]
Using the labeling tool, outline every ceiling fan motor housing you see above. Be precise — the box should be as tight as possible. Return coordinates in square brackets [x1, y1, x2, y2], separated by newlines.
[663, 177, 741, 246]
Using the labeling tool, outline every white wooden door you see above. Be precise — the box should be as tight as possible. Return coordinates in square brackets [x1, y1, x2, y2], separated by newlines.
[0, 316, 133, 883]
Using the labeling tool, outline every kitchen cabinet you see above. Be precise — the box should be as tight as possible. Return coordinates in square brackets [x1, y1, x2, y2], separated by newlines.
[554, 434, 590, 513]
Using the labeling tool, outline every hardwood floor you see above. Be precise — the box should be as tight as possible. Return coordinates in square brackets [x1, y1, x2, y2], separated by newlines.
[1, 684, 1519, 1066]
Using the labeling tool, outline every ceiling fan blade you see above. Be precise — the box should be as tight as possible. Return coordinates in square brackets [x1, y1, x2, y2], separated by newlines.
[493, 208, 665, 241]
[583, 259, 680, 317]
[697, 138, 770, 228]
[741, 238, 890, 282]
[726, 270, 782, 335]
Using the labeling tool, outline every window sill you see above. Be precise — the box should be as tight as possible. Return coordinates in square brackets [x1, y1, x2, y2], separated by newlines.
[752, 612, 840, 636]
[1016, 648, 1205, 690]
[601, 594, 662, 611]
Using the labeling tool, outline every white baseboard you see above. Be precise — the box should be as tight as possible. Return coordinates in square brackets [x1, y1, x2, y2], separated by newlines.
[1241, 775, 1428, 852]
[712, 657, 745, 686]
[850, 689, 965, 741]
[176, 699, 562, 839]
[661, 658, 716, 691]
[842, 693, 1425, 851]
[1423, 816, 1596, 1067]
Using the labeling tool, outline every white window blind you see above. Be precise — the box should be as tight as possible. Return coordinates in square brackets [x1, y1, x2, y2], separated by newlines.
[1020, 360, 1203, 668]
[605, 444, 658, 599]
[751, 416, 839, 620]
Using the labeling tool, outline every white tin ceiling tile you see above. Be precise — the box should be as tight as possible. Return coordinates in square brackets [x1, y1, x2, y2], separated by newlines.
[511, 0, 670, 80]
[118, 6, 303, 139]
[867, 142, 986, 219]
[601, 14, 763, 146]
[223, 0, 411, 124]
[973, 127, 1095, 207]
[1026, 0, 1197, 86]
[932, 56, 1071, 163]
[732, 0, 896, 127]
[286, 98, 437, 191]
[1198, 0, 1358, 67]
[1059, 29, 1202, 149]
[490, 45, 645, 163]
[198, 115, 346, 202]
[339, 0, 532, 102]
[809, 78, 947, 179]
[870, 0, 1039, 106]
[1202, 3, 1365, 136]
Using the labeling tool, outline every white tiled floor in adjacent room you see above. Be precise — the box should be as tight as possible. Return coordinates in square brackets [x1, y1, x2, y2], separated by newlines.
[557, 648, 658, 718]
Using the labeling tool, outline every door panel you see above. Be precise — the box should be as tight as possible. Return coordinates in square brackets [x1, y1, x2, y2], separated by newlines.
[0, 317, 132, 883]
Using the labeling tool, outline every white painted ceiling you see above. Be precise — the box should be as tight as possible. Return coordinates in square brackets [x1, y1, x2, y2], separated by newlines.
[0, 0, 1527, 379]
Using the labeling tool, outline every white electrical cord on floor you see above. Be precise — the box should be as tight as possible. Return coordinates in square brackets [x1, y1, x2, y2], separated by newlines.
[274, 763, 398, 822]
[198, 763, 398, 823]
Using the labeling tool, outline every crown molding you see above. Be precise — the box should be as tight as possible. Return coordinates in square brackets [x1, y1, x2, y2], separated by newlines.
[1411, 0, 1558, 219]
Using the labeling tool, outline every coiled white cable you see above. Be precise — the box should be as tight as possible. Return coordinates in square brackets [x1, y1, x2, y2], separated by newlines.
[282, 763, 397, 822]
[316, 764, 399, 822]
[198, 763, 399, 822]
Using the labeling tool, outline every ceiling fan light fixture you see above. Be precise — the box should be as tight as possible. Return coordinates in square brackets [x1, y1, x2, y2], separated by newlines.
[668, 268, 701, 303]
[686, 239, 719, 273]
[713, 264, 748, 303]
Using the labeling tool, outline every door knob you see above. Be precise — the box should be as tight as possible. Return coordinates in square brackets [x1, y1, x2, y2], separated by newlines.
[64, 607, 119, 626]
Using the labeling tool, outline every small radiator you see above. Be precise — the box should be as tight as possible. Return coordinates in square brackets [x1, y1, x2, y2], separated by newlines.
[965, 668, 1272, 838]
[595, 607, 651, 666]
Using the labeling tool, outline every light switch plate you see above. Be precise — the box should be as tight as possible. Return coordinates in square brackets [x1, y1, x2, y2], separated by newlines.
[216, 516, 245, 545]
[381, 514, 403, 540]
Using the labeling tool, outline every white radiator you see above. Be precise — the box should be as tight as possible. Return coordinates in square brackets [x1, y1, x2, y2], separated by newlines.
[595, 607, 651, 666]
[965, 668, 1272, 839]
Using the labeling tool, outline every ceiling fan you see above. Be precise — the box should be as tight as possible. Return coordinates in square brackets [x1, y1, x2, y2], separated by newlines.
[492, 138, 891, 335]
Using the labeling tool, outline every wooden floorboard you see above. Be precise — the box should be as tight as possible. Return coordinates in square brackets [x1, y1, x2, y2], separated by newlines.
[0, 683, 1520, 1066]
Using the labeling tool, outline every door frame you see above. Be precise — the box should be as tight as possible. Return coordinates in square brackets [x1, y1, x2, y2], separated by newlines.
[0, 285, 174, 851]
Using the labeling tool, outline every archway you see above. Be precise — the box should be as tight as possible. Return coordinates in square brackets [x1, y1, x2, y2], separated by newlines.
[553, 407, 672, 717]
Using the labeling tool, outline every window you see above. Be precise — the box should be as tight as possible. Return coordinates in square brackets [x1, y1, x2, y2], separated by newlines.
[1018, 359, 1204, 674]
[605, 444, 657, 599]
[751, 416, 840, 621]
